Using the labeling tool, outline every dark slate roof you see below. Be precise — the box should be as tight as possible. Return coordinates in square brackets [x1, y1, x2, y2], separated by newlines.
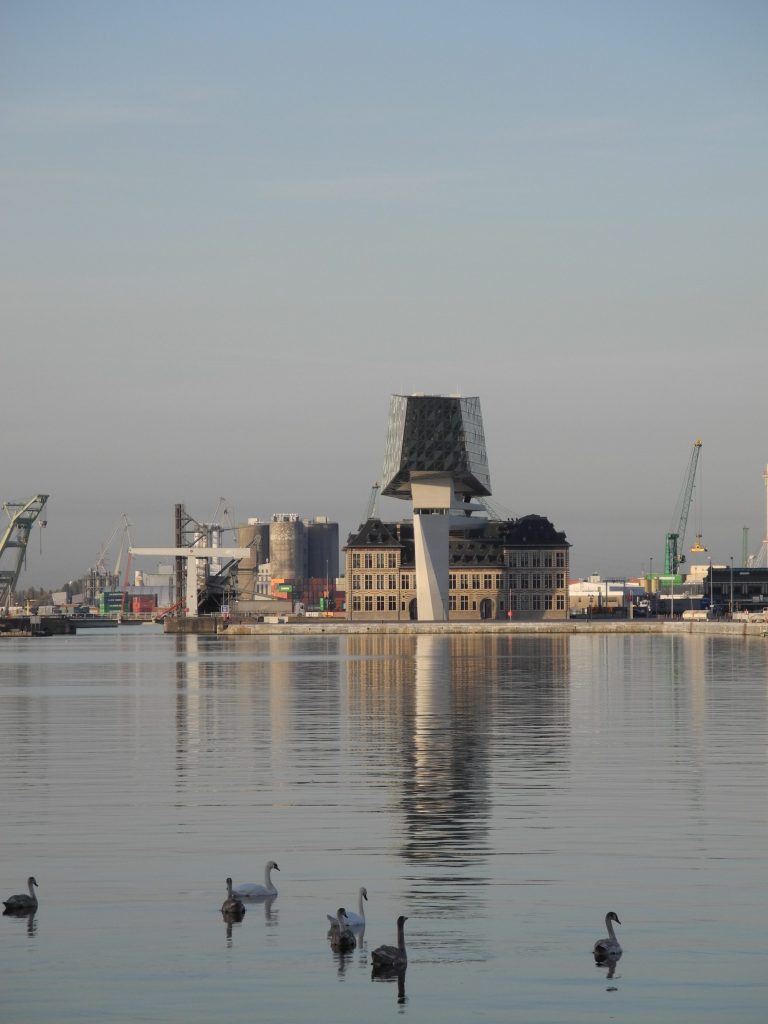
[345, 514, 569, 561]
[344, 518, 403, 549]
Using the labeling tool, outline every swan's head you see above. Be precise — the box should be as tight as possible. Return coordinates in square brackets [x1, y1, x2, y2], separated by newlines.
[337, 908, 350, 925]
[361, 887, 368, 901]
[397, 915, 408, 927]
[28, 877, 39, 889]
[267, 860, 280, 871]
[606, 911, 621, 925]
[225, 877, 233, 890]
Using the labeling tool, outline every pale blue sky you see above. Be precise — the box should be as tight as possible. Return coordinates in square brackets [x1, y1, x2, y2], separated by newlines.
[2, 1, 766, 586]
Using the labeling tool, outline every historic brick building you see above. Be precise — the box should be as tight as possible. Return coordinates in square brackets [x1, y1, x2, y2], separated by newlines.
[345, 513, 569, 622]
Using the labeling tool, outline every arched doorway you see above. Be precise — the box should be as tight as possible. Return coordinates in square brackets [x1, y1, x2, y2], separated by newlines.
[408, 598, 418, 620]
[479, 598, 493, 620]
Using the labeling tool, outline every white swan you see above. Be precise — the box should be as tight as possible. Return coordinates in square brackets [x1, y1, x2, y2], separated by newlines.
[593, 911, 622, 960]
[233, 860, 279, 899]
[329, 908, 356, 952]
[327, 886, 367, 928]
[221, 877, 246, 919]
[3, 876, 38, 913]
[371, 915, 408, 971]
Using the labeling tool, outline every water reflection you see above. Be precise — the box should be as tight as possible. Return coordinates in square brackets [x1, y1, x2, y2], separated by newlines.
[371, 966, 407, 1005]
[3, 907, 37, 935]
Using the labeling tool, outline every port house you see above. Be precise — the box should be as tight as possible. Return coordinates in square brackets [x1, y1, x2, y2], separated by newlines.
[344, 514, 570, 622]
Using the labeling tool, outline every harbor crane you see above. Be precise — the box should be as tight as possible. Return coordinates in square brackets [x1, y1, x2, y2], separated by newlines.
[664, 440, 702, 575]
[0, 494, 49, 611]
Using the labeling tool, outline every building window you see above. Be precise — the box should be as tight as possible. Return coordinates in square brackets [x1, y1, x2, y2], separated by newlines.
[509, 594, 518, 610]
[471, 574, 480, 590]
[483, 573, 493, 589]
[388, 574, 397, 590]
[545, 595, 553, 610]
[508, 574, 517, 590]
[364, 553, 373, 569]
[510, 552, 520, 568]
[532, 594, 542, 610]
[520, 552, 530, 568]
[388, 595, 397, 611]
[401, 601, 406, 611]
[375, 574, 385, 590]
[520, 594, 530, 611]
[499, 599, 504, 610]
[364, 595, 373, 611]
[376, 595, 385, 611]
[401, 574, 410, 590]
[449, 574, 456, 590]
[556, 594, 565, 610]
[472, 600, 477, 611]
[352, 554, 361, 569]
[352, 574, 360, 590]
[520, 574, 529, 589]
[387, 552, 397, 568]
[556, 573, 565, 589]
[544, 553, 553, 568]
[375, 553, 385, 568]
[495, 574, 503, 588]
[352, 595, 361, 611]
[364, 574, 373, 589]
[460, 595, 469, 611]
[556, 552, 566, 567]
[449, 596, 456, 611]
[544, 574, 553, 589]
[460, 573, 468, 589]
[532, 574, 541, 589]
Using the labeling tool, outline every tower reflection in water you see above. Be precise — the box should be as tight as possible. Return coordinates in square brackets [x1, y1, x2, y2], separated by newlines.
[346, 633, 570, 933]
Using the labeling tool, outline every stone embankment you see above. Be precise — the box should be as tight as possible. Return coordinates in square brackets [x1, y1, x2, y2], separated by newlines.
[208, 619, 768, 638]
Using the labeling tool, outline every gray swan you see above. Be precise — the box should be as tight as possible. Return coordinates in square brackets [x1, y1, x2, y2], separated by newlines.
[3, 877, 38, 913]
[327, 886, 367, 928]
[371, 915, 408, 970]
[593, 911, 622, 960]
[221, 877, 246, 919]
[329, 908, 356, 952]
[233, 861, 279, 899]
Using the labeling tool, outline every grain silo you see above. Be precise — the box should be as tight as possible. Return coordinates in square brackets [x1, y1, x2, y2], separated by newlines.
[235, 518, 270, 600]
[269, 514, 307, 582]
[306, 516, 339, 581]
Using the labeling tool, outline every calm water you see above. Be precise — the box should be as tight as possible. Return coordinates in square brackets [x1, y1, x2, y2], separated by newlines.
[1, 629, 766, 1023]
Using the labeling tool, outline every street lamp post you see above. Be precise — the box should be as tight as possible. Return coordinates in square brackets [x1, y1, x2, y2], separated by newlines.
[708, 556, 713, 613]
[729, 556, 734, 617]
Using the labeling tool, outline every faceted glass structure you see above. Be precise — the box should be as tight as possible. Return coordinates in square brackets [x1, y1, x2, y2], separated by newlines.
[381, 395, 491, 498]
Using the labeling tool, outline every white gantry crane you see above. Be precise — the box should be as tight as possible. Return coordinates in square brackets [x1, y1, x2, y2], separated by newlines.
[129, 545, 250, 617]
[0, 494, 49, 612]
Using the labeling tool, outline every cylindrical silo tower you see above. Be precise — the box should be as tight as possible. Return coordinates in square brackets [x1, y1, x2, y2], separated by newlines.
[306, 517, 340, 581]
[269, 514, 307, 583]
[235, 519, 270, 601]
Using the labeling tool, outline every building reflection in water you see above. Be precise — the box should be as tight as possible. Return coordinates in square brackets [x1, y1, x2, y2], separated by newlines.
[345, 632, 571, 927]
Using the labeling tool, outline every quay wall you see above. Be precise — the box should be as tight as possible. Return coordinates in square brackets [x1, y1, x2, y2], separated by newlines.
[165, 617, 768, 639]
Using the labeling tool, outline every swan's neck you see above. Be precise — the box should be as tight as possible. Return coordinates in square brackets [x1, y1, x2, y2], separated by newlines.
[397, 922, 406, 953]
[358, 892, 366, 917]
[605, 916, 617, 942]
[29, 880, 36, 899]
[226, 880, 234, 898]
[264, 866, 273, 888]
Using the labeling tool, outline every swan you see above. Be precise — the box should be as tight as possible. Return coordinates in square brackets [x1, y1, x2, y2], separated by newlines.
[221, 877, 246, 919]
[233, 860, 279, 899]
[371, 915, 408, 970]
[329, 908, 356, 952]
[593, 911, 622, 960]
[327, 886, 368, 928]
[3, 877, 38, 913]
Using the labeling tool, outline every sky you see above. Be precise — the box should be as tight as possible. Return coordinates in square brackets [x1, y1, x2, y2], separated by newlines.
[2, 0, 767, 588]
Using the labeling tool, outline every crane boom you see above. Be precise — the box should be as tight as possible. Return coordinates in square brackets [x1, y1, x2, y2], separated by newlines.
[0, 494, 49, 611]
[664, 440, 702, 575]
